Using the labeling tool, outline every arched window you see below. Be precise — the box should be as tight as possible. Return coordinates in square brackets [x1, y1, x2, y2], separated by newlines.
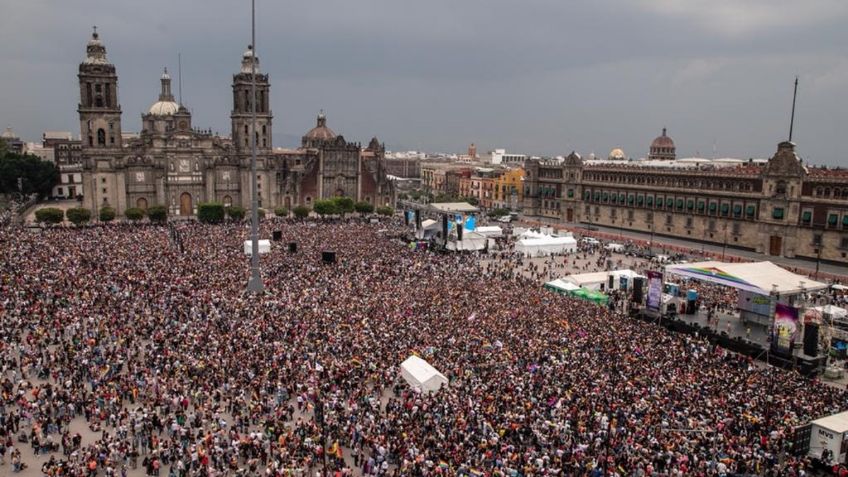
[223, 195, 232, 207]
[97, 129, 106, 146]
[776, 180, 787, 195]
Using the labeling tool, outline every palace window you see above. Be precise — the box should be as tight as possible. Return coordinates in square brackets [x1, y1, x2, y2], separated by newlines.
[772, 208, 784, 220]
[746, 205, 756, 217]
[828, 214, 838, 228]
[801, 210, 812, 225]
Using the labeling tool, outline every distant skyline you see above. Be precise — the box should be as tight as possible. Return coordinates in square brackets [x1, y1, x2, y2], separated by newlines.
[1, 0, 847, 166]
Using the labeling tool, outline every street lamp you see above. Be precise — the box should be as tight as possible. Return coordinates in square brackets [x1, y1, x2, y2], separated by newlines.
[245, 0, 264, 293]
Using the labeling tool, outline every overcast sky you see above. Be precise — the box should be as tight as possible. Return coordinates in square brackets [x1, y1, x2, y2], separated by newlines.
[1, 0, 847, 165]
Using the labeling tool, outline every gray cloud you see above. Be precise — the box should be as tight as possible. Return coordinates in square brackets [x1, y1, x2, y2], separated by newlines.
[0, 0, 846, 165]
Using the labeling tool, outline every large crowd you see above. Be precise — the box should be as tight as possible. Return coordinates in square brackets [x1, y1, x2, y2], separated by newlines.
[1, 217, 847, 477]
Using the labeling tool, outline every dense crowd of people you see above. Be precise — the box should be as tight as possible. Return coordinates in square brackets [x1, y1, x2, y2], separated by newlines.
[1, 217, 847, 477]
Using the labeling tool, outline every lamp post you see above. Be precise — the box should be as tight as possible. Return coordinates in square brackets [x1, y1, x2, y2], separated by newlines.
[246, 0, 264, 293]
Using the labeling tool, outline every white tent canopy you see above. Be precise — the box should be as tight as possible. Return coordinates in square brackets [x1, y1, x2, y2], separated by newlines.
[516, 236, 577, 257]
[815, 305, 848, 320]
[545, 279, 580, 293]
[564, 271, 610, 290]
[471, 226, 504, 238]
[400, 356, 448, 394]
[664, 260, 828, 295]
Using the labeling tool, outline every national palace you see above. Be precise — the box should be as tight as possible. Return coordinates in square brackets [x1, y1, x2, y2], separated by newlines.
[523, 132, 848, 264]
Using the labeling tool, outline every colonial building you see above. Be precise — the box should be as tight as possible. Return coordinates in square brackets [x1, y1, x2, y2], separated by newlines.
[77, 30, 393, 217]
[524, 142, 848, 263]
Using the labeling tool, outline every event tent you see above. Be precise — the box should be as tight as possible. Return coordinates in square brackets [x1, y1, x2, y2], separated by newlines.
[544, 279, 580, 294]
[564, 271, 610, 291]
[471, 226, 504, 238]
[516, 236, 577, 257]
[400, 356, 448, 394]
[569, 288, 609, 305]
[664, 260, 827, 295]
[815, 305, 848, 320]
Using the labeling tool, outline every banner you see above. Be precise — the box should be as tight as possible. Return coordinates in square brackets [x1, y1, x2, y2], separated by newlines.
[647, 271, 663, 312]
[738, 290, 771, 317]
[772, 303, 799, 354]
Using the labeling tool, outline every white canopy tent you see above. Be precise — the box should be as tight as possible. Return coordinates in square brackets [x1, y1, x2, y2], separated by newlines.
[564, 271, 610, 291]
[815, 305, 848, 320]
[400, 356, 448, 394]
[471, 226, 504, 238]
[664, 260, 828, 295]
[516, 236, 577, 257]
[545, 279, 580, 293]
[608, 269, 645, 291]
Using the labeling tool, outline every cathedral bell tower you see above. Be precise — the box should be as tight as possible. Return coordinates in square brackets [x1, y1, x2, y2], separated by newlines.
[231, 45, 272, 151]
[78, 27, 122, 150]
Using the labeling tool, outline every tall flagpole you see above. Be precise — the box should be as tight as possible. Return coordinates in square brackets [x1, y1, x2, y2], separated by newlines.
[789, 76, 798, 142]
[246, 0, 264, 293]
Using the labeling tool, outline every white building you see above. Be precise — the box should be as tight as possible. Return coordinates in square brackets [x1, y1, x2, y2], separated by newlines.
[489, 149, 526, 165]
[52, 164, 85, 199]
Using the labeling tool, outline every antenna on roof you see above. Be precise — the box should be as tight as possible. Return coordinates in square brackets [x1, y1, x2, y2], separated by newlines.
[178, 53, 183, 106]
[789, 76, 798, 142]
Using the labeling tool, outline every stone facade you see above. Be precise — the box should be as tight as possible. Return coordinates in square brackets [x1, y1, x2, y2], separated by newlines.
[77, 30, 393, 217]
[524, 142, 848, 263]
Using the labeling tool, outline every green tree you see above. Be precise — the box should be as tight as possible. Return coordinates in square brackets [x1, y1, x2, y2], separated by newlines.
[227, 205, 246, 221]
[313, 199, 338, 217]
[197, 203, 225, 223]
[354, 201, 374, 214]
[274, 206, 289, 217]
[489, 208, 509, 218]
[147, 205, 167, 223]
[293, 205, 310, 220]
[35, 207, 64, 224]
[333, 196, 355, 216]
[464, 196, 479, 206]
[125, 207, 144, 221]
[65, 207, 92, 225]
[99, 206, 116, 222]
[376, 206, 394, 216]
[257, 208, 266, 219]
[0, 152, 59, 198]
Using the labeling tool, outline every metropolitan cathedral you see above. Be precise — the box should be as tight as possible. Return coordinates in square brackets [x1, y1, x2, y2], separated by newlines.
[78, 29, 394, 216]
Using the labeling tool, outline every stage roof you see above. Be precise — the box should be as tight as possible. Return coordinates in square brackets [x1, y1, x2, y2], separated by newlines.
[664, 260, 827, 296]
[429, 202, 479, 213]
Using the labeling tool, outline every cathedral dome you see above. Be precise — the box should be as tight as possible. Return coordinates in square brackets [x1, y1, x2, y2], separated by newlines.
[304, 112, 336, 141]
[148, 67, 178, 116]
[148, 101, 180, 116]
